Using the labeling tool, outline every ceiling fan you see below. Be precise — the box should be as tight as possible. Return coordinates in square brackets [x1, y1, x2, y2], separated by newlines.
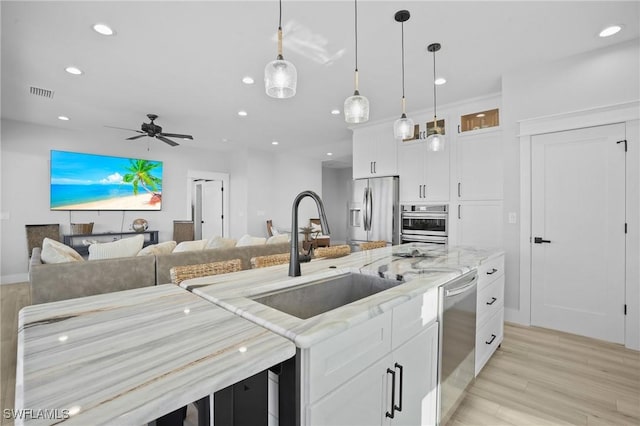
[106, 114, 193, 146]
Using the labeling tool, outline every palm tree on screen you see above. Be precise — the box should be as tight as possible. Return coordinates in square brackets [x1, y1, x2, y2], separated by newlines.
[122, 160, 162, 203]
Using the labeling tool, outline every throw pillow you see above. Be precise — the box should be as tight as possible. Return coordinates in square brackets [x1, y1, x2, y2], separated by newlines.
[311, 223, 323, 233]
[137, 241, 177, 256]
[88, 235, 145, 260]
[206, 236, 237, 249]
[236, 234, 267, 247]
[172, 239, 208, 253]
[266, 234, 289, 245]
[41, 238, 84, 264]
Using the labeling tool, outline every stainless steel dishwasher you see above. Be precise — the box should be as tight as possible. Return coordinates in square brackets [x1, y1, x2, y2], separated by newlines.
[437, 271, 477, 425]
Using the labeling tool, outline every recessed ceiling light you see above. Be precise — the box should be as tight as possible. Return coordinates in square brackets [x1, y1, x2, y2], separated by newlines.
[58, 116, 70, 121]
[242, 76, 255, 85]
[222, 138, 228, 142]
[237, 110, 248, 117]
[599, 25, 622, 38]
[272, 141, 279, 145]
[435, 77, 446, 85]
[331, 109, 340, 115]
[327, 152, 333, 156]
[476, 113, 485, 118]
[92, 23, 114, 36]
[65, 66, 83, 75]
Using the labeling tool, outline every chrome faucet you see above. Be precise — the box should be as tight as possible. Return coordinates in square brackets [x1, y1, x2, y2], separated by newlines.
[289, 190, 331, 277]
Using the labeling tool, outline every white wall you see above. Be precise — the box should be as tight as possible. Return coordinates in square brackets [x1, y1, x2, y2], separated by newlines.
[0, 119, 325, 283]
[322, 166, 352, 244]
[501, 38, 640, 322]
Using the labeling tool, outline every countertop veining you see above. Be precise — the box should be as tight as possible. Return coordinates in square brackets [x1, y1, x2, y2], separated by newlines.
[183, 243, 504, 348]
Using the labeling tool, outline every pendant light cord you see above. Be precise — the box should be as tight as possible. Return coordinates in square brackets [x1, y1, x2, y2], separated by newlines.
[432, 47, 437, 119]
[401, 21, 406, 99]
[277, 0, 283, 58]
[278, 0, 282, 30]
[354, 0, 359, 72]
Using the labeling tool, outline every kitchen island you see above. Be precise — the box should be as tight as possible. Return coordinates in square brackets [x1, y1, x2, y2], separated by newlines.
[182, 243, 504, 425]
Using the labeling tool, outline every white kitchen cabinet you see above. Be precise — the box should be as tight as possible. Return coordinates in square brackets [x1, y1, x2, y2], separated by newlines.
[455, 201, 503, 248]
[353, 123, 398, 179]
[308, 323, 439, 426]
[456, 129, 503, 201]
[475, 254, 505, 376]
[397, 140, 449, 203]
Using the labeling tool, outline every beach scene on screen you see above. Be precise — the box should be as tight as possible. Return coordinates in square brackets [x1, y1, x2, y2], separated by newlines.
[50, 151, 163, 210]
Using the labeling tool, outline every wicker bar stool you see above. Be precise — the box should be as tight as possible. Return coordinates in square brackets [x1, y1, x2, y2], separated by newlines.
[359, 240, 387, 251]
[314, 245, 351, 259]
[170, 259, 242, 284]
[251, 253, 290, 268]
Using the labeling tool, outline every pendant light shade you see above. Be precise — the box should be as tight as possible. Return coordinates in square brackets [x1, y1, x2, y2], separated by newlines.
[427, 42, 445, 151]
[265, 0, 297, 99]
[344, 0, 369, 124]
[393, 10, 413, 140]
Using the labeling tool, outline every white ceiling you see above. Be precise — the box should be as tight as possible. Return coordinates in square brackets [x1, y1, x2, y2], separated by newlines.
[2, 1, 638, 167]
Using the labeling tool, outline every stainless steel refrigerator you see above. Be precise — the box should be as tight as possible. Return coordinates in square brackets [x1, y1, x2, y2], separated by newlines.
[348, 176, 400, 249]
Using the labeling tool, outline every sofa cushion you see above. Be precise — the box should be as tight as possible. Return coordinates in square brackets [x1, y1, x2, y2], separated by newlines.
[236, 234, 267, 247]
[88, 235, 145, 260]
[40, 238, 84, 264]
[137, 241, 177, 256]
[267, 234, 289, 245]
[206, 236, 237, 249]
[173, 239, 208, 252]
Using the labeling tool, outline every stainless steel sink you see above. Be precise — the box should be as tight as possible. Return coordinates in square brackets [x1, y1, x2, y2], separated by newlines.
[251, 272, 404, 319]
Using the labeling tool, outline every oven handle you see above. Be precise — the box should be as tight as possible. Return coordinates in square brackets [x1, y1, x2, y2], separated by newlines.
[401, 212, 448, 219]
[445, 275, 477, 297]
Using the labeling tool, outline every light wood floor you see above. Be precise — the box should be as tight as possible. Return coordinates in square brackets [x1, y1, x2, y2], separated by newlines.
[1, 283, 638, 426]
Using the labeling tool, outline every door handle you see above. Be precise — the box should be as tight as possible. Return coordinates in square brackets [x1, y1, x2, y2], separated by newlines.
[394, 363, 403, 412]
[534, 237, 551, 244]
[385, 368, 396, 418]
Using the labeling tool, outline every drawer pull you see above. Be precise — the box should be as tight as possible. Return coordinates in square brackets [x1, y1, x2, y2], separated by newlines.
[486, 297, 497, 306]
[485, 334, 497, 345]
[486, 268, 498, 275]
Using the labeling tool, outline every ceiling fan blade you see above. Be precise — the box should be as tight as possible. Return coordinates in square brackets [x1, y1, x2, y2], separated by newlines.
[126, 134, 148, 141]
[105, 125, 144, 133]
[159, 132, 193, 140]
[156, 135, 179, 147]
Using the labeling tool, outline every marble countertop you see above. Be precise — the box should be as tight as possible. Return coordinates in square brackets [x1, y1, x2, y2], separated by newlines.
[184, 243, 504, 348]
[15, 284, 295, 425]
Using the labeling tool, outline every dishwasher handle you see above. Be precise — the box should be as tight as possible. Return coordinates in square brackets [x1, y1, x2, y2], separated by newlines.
[444, 274, 477, 297]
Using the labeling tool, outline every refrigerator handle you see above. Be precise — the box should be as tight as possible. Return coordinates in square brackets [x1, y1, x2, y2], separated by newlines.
[363, 188, 370, 231]
[367, 186, 373, 231]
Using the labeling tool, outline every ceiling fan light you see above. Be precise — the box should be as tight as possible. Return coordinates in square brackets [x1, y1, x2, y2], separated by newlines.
[264, 58, 297, 99]
[344, 92, 370, 124]
[427, 132, 446, 152]
[394, 115, 414, 140]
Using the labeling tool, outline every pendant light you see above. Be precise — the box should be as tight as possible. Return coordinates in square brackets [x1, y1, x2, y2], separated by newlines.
[344, 0, 369, 124]
[264, 0, 297, 99]
[393, 10, 414, 140]
[427, 43, 445, 151]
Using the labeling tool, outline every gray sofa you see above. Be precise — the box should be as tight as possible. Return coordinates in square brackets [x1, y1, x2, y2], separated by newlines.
[29, 242, 290, 305]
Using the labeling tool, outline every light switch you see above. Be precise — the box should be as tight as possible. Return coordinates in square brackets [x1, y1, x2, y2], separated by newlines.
[508, 212, 517, 224]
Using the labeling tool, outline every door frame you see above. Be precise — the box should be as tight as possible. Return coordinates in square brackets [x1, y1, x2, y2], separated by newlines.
[186, 170, 229, 239]
[516, 100, 639, 349]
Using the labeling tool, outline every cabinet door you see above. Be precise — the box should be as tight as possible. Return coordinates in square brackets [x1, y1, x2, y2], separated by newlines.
[456, 131, 503, 200]
[308, 355, 392, 426]
[456, 201, 503, 248]
[391, 323, 439, 426]
[424, 147, 450, 202]
[374, 132, 398, 176]
[397, 141, 425, 203]
[353, 134, 374, 179]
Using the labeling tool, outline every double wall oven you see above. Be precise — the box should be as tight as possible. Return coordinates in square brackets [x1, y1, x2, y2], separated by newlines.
[400, 204, 448, 244]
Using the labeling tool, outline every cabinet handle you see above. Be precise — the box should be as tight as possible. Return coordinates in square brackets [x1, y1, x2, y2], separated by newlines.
[418, 185, 422, 199]
[486, 297, 497, 306]
[394, 363, 403, 412]
[370, 162, 373, 174]
[458, 124, 461, 133]
[385, 368, 396, 418]
[458, 205, 461, 220]
[486, 268, 498, 275]
[374, 162, 377, 173]
[485, 334, 497, 345]
[423, 185, 427, 199]
[458, 182, 461, 197]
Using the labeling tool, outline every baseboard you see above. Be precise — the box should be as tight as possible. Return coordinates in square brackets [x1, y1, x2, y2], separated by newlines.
[1, 273, 29, 284]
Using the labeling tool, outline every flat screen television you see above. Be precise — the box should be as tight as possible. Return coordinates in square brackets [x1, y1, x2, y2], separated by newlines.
[50, 150, 163, 211]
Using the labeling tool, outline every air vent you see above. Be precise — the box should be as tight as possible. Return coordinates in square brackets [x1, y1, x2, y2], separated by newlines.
[29, 86, 55, 99]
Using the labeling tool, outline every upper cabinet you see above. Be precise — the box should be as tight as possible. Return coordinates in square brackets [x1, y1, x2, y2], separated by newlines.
[352, 123, 398, 179]
[459, 108, 500, 133]
[397, 139, 449, 203]
[456, 129, 503, 200]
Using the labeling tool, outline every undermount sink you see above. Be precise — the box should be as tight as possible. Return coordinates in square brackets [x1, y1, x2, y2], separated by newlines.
[251, 272, 404, 319]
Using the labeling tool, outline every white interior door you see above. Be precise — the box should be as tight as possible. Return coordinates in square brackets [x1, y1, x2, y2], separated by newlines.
[201, 180, 224, 238]
[531, 123, 626, 343]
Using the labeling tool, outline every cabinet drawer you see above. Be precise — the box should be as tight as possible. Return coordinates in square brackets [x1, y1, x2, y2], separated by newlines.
[476, 275, 504, 328]
[392, 289, 438, 349]
[475, 308, 503, 376]
[306, 310, 392, 402]
[478, 255, 504, 289]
